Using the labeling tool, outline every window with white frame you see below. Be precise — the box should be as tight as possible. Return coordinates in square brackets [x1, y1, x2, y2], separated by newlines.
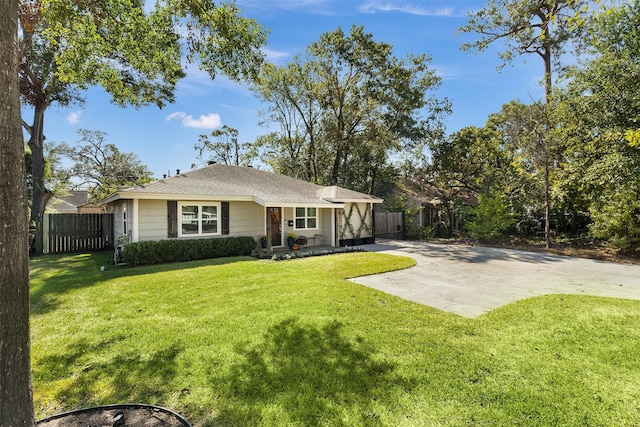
[295, 207, 317, 230]
[179, 202, 220, 236]
[122, 205, 127, 235]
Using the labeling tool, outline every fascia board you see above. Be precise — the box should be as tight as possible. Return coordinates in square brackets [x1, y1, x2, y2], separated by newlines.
[105, 193, 256, 202]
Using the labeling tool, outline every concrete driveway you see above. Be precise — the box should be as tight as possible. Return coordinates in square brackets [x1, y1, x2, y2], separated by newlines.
[350, 240, 640, 318]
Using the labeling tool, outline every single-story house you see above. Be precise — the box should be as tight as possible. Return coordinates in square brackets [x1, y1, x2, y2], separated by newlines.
[46, 190, 102, 214]
[101, 164, 383, 248]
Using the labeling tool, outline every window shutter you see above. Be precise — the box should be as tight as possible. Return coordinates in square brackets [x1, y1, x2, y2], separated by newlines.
[221, 202, 229, 235]
[167, 201, 177, 238]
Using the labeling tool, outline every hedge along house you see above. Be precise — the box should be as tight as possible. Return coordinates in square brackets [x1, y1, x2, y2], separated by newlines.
[101, 164, 383, 248]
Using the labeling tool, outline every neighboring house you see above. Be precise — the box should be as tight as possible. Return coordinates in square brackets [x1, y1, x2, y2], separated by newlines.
[101, 164, 383, 248]
[47, 190, 104, 214]
[76, 202, 103, 214]
[46, 190, 103, 213]
[46, 197, 79, 214]
[383, 179, 473, 235]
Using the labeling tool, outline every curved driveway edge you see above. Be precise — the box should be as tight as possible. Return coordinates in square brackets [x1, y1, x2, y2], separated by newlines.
[351, 240, 640, 318]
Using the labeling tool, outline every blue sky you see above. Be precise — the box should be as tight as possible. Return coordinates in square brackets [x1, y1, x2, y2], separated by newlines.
[27, 0, 548, 180]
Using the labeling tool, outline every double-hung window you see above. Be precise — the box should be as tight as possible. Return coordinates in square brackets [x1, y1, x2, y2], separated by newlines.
[295, 207, 317, 230]
[179, 202, 220, 236]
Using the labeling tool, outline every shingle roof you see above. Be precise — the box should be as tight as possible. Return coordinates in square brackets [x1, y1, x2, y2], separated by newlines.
[46, 197, 79, 213]
[103, 164, 383, 206]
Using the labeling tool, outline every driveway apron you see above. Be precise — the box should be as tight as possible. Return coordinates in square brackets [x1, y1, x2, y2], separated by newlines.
[352, 240, 640, 318]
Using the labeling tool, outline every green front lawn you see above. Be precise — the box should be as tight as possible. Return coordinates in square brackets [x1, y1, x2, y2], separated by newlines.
[30, 252, 640, 426]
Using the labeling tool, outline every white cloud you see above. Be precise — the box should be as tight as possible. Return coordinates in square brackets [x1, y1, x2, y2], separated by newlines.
[359, 1, 453, 16]
[262, 48, 291, 63]
[165, 112, 222, 129]
[66, 110, 82, 125]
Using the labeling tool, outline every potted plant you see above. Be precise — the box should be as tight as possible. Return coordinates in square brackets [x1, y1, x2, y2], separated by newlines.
[287, 232, 296, 249]
[260, 235, 267, 249]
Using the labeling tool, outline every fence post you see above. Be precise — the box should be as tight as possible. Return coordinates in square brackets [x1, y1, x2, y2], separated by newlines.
[43, 213, 49, 254]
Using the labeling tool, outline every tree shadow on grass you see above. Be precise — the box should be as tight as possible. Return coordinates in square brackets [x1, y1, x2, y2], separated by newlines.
[209, 317, 410, 426]
[30, 251, 253, 315]
[34, 335, 183, 411]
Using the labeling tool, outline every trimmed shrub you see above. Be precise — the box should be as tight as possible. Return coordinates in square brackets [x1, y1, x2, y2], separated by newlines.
[122, 236, 257, 266]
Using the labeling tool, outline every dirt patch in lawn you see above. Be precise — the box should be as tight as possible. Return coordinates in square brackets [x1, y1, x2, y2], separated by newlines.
[37, 405, 191, 427]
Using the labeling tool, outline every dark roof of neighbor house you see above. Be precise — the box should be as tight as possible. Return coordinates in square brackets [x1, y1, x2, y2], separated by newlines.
[46, 197, 79, 213]
[46, 190, 92, 213]
[102, 164, 383, 206]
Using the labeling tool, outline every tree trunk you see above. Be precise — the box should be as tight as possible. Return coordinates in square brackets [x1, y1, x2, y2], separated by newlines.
[26, 103, 48, 254]
[544, 163, 551, 249]
[0, 0, 36, 423]
[541, 43, 552, 249]
[542, 46, 552, 105]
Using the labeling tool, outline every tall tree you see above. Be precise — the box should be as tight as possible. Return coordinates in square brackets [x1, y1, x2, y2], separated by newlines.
[421, 125, 517, 236]
[19, 0, 267, 253]
[254, 61, 323, 182]
[458, 0, 594, 246]
[59, 129, 154, 201]
[26, 141, 72, 213]
[491, 101, 563, 247]
[556, 1, 640, 250]
[254, 25, 449, 194]
[1, 0, 34, 423]
[458, 0, 591, 101]
[194, 125, 253, 167]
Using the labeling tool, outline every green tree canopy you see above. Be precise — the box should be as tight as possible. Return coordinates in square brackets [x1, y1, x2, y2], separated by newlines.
[555, 1, 640, 250]
[59, 129, 154, 201]
[458, 0, 592, 99]
[19, 0, 268, 252]
[253, 25, 449, 194]
[194, 125, 254, 167]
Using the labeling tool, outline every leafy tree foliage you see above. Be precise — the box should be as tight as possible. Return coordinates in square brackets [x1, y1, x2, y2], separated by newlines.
[253, 25, 449, 194]
[458, 0, 597, 246]
[554, 1, 640, 250]
[466, 193, 517, 240]
[418, 127, 502, 236]
[418, 102, 565, 243]
[59, 129, 154, 201]
[494, 101, 565, 246]
[19, 0, 267, 252]
[194, 125, 254, 167]
[459, 0, 592, 99]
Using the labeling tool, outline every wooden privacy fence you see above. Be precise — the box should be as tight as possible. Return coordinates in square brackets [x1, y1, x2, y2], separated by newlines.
[43, 213, 114, 254]
[374, 211, 405, 240]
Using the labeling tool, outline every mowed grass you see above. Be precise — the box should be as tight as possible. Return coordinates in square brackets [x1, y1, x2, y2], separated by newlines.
[30, 251, 640, 426]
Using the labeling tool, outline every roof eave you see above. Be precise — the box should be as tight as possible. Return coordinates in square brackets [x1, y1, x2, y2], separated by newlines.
[324, 198, 384, 204]
[256, 198, 345, 208]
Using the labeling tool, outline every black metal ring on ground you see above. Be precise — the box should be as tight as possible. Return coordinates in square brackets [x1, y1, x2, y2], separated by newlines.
[36, 403, 192, 426]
